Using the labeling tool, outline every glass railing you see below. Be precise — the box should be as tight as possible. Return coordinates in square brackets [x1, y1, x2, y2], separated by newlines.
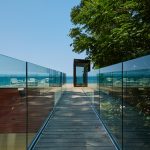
[123, 55, 150, 150]
[86, 55, 150, 150]
[0, 54, 66, 150]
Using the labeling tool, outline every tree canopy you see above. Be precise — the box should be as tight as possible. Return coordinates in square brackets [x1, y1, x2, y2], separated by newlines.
[69, 0, 150, 68]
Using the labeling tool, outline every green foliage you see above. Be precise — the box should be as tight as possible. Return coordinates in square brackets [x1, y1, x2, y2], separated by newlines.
[69, 0, 150, 68]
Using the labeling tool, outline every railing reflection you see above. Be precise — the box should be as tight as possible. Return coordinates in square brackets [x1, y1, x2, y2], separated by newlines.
[0, 54, 66, 150]
[86, 55, 150, 150]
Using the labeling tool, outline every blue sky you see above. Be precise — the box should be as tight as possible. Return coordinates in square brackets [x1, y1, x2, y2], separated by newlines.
[0, 0, 86, 76]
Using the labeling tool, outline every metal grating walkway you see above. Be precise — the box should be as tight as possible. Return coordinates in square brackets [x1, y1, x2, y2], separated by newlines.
[32, 87, 116, 150]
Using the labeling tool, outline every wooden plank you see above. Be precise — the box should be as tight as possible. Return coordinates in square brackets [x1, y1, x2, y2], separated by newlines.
[33, 88, 116, 150]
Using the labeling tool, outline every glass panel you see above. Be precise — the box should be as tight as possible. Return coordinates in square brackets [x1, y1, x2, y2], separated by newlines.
[62, 73, 66, 91]
[27, 64, 65, 146]
[76, 66, 84, 85]
[0, 54, 66, 149]
[0, 55, 26, 150]
[100, 63, 122, 149]
[87, 69, 100, 112]
[86, 55, 150, 149]
[49, 69, 54, 87]
[27, 63, 53, 146]
[53, 71, 62, 105]
[123, 55, 150, 149]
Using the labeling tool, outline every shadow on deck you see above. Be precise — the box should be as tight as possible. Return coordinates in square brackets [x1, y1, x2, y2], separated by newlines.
[29, 87, 116, 150]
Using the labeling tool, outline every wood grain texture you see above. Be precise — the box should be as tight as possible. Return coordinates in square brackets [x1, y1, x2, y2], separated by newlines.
[33, 87, 116, 150]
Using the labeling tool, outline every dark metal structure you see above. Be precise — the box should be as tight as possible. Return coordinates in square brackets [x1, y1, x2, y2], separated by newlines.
[73, 59, 90, 87]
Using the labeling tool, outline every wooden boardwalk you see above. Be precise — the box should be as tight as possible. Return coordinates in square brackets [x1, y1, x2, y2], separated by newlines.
[33, 87, 116, 150]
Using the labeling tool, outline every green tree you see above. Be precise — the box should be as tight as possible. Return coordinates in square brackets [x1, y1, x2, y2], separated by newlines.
[69, 0, 150, 68]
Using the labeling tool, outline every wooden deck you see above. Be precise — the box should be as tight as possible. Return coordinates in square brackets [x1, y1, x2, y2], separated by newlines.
[33, 87, 116, 150]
